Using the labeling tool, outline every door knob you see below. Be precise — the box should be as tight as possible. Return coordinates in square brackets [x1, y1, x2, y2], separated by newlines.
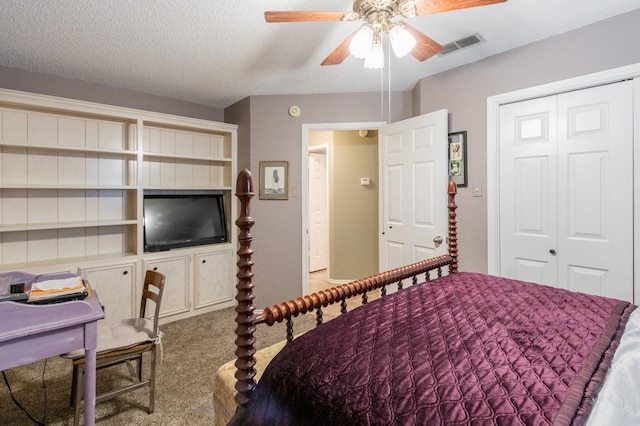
[550, 249, 557, 255]
[433, 236, 443, 244]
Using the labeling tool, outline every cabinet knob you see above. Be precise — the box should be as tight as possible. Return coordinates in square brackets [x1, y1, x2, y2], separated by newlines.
[202, 259, 206, 264]
[153, 267, 158, 271]
[123, 270, 128, 275]
[550, 249, 557, 255]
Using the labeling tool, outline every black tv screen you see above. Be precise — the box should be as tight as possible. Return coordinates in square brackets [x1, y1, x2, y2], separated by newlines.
[143, 194, 227, 252]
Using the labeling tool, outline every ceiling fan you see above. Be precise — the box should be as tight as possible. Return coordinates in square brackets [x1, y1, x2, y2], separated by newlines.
[265, 0, 508, 68]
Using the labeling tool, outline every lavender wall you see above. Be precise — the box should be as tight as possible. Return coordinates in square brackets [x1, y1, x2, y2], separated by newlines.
[225, 96, 251, 170]
[0, 65, 223, 121]
[414, 9, 640, 274]
[234, 92, 411, 307]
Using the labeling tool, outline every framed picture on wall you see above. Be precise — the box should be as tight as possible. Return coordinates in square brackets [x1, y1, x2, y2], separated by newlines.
[259, 160, 289, 200]
[448, 131, 467, 188]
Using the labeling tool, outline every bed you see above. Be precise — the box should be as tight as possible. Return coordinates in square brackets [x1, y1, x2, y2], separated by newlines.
[217, 169, 640, 426]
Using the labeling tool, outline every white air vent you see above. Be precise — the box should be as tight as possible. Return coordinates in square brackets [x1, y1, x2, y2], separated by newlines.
[440, 33, 484, 55]
[441, 43, 460, 55]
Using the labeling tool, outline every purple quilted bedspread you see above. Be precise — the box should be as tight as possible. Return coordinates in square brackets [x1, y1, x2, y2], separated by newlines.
[230, 272, 635, 426]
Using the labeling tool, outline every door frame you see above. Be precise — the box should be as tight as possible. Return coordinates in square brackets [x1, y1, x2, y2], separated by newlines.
[486, 62, 640, 303]
[301, 122, 385, 296]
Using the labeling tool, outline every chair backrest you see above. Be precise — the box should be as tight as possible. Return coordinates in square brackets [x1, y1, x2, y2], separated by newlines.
[140, 270, 166, 339]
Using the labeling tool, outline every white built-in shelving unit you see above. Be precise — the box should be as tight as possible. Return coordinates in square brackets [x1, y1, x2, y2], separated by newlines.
[0, 88, 237, 323]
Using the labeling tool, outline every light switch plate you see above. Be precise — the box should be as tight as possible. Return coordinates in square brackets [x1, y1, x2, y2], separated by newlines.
[472, 182, 483, 197]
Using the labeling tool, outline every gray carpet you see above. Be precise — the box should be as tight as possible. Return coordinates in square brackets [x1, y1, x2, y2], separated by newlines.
[0, 306, 321, 425]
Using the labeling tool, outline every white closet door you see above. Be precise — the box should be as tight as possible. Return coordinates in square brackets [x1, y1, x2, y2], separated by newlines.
[556, 81, 633, 300]
[499, 81, 633, 302]
[499, 95, 559, 285]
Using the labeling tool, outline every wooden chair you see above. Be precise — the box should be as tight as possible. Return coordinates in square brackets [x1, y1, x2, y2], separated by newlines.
[63, 270, 166, 425]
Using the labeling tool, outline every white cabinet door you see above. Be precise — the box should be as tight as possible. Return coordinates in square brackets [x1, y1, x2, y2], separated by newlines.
[194, 249, 233, 309]
[81, 262, 137, 321]
[144, 255, 190, 318]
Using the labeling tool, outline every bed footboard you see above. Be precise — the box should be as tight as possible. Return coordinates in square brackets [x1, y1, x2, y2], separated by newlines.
[232, 168, 458, 417]
[258, 254, 453, 329]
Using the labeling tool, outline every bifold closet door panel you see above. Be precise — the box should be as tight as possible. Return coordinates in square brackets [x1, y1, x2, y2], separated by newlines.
[499, 80, 633, 302]
[499, 95, 559, 286]
[556, 81, 633, 301]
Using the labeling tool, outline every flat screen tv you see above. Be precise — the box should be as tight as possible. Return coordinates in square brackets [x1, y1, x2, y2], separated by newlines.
[143, 193, 227, 252]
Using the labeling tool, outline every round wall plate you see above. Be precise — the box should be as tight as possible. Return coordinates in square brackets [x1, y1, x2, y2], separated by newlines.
[288, 105, 301, 117]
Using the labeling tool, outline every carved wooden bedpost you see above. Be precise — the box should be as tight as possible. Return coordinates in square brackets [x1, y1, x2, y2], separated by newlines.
[448, 180, 458, 273]
[234, 169, 257, 415]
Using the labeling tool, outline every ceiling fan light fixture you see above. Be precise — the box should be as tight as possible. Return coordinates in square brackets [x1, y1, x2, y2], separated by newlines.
[349, 24, 374, 59]
[364, 41, 384, 69]
[389, 24, 416, 57]
[265, 0, 509, 67]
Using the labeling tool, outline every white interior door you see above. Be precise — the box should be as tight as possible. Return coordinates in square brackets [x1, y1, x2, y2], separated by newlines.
[499, 81, 633, 301]
[499, 95, 559, 285]
[557, 81, 633, 300]
[380, 109, 449, 274]
[309, 150, 329, 272]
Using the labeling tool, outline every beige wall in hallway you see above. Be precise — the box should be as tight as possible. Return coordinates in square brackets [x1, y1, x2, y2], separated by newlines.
[309, 130, 379, 282]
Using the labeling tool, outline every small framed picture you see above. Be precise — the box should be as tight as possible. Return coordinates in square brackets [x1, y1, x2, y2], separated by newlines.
[259, 161, 289, 200]
[448, 131, 467, 188]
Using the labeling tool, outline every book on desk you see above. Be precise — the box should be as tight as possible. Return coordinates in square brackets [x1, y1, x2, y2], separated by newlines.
[0, 272, 89, 304]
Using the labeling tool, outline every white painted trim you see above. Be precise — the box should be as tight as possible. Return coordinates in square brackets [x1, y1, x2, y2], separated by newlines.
[308, 144, 329, 153]
[301, 122, 385, 295]
[634, 77, 640, 305]
[487, 63, 640, 302]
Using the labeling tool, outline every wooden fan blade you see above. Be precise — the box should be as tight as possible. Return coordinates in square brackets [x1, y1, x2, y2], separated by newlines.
[321, 31, 358, 66]
[414, 0, 507, 16]
[400, 21, 443, 61]
[265, 11, 351, 22]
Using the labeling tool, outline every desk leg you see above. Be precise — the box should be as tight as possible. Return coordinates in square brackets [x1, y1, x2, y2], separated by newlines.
[83, 321, 98, 426]
[84, 348, 96, 426]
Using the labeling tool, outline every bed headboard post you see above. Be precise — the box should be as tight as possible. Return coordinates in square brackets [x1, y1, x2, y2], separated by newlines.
[234, 168, 258, 413]
[447, 180, 458, 273]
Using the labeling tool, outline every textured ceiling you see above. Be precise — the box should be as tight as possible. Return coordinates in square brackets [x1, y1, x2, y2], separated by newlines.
[0, 0, 639, 109]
